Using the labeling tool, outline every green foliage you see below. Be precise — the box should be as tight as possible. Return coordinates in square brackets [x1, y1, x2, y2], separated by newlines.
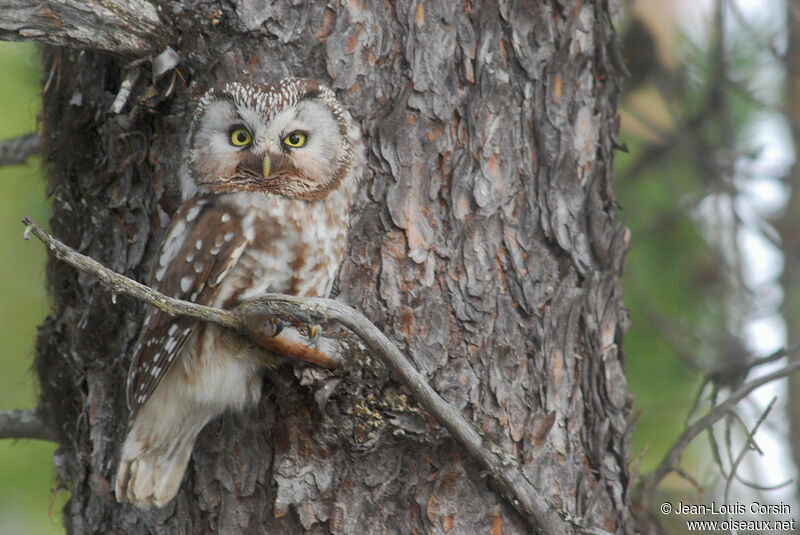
[0, 42, 64, 535]
[617, 138, 708, 473]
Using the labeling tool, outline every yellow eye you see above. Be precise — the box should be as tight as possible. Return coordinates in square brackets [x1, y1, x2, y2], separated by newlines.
[283, 132, 307, 148]
[230, 128, 252, 147]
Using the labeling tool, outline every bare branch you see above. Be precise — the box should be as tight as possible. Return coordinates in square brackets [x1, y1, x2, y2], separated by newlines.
[723, 396, 776, 504]
[636, 353, 800, 505]
[237, 295, 569, 533]
[0, 0, 170, 57]
[0, 133, 39, 166]
[22, 217, 340, 368]
[22, 216, 570, 534]
[22, 217, 239, 329]
[0, 409, 56, 442]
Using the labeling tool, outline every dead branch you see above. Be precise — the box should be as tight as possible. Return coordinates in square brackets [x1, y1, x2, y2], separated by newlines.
[21, 216, 570, 534]
[22, 217, 341, 368]
[723, 396, 776, 504]
[0, 409, 55, 441]
[0, 0, 169, 56]
[636, 352, 800, 506]
[23, 217, 239, 329]
[0, 133, 39, 167]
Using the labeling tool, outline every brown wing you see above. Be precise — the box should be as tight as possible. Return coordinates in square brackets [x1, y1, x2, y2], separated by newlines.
[125, 197, 249, 419]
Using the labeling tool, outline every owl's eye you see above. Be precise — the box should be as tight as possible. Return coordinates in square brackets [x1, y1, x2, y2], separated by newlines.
[283, 132, 307, 148]
[230, 128, 252, 147]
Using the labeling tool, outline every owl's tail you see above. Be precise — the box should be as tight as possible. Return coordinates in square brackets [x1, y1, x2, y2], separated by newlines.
[114, 404, 216, 509]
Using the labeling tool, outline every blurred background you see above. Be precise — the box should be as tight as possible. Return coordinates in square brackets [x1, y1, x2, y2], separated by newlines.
[0, 0, 799, 532]
[0, 42, 62, 534]
[620, 0, 799, 530]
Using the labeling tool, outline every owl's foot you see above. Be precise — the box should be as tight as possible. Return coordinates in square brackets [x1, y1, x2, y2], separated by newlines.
[240, 310, 343, 368]
[270, 327, 343, 368]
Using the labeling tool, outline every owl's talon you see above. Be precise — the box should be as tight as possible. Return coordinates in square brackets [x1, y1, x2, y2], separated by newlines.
[305, 324, 320, 343]
[265, 317, 284, 337]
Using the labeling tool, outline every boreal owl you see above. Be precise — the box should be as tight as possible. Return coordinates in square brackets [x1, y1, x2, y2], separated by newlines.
[114, 78, 363, 508]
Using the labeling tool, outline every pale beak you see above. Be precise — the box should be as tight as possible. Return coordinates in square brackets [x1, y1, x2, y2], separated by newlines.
[262, 155, 271, 178]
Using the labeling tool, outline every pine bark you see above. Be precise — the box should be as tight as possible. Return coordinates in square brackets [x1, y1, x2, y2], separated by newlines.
[33, 0, 634, 533]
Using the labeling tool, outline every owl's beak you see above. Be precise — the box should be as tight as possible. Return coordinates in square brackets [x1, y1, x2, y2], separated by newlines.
[262, 155, 271, 179]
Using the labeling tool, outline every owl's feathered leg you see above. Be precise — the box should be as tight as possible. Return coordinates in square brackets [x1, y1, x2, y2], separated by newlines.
[115, 400, 217, 508]
[116, 324, 340, 508]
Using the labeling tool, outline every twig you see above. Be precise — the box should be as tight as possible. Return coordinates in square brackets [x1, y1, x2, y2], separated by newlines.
[725, 0, 784, 61]
[723, 396, 776, 504]
[750, 341, 800, 368]
[0, 0, 169, 57]
[0, 133, 39, 166]
[0, 409, 56, 441]
[673, 467, 704, 493]
[21, 216, 569, 534]
[732, 473, 793, 492]
[109, 68, 141, 115]
[635, 353, 800, 506]
[627, 431, 648, 493]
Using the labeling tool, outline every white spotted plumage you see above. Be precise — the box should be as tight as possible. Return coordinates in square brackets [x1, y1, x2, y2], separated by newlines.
[115, 78, 364, 509]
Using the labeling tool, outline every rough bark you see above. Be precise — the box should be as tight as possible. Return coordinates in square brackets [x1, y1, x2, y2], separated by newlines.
[32, 0, 634, 533]
[0, 0, 168, 56]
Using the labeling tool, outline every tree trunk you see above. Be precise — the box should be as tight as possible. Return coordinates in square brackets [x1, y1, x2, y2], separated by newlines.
[33, 1, 634, 533]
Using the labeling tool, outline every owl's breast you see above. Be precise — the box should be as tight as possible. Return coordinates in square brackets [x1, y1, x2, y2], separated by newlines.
[215, 191, 349, 307]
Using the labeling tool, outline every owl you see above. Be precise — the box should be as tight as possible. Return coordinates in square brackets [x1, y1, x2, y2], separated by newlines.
[114, 78, 363, 508]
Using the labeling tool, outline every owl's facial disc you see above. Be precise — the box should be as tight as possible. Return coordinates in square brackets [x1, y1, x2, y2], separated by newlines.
[189, 79, 353, 201]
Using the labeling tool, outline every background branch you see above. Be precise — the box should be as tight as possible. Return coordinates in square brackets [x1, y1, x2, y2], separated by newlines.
[635, 351, 800, 505]
[0, 0, 169, 56]
[723, 396, 777, 504]
[0, 133, 39, 167]
[22, 216, 569, 534]
[0, 409, 55, 441]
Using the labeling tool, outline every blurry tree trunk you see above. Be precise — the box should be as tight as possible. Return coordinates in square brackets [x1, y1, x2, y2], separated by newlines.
[31, 1, 634, 533]
[780, 0, 800, 502]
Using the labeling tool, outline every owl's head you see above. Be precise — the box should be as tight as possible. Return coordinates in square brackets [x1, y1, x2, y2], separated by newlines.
[183, 78, 359, 201]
